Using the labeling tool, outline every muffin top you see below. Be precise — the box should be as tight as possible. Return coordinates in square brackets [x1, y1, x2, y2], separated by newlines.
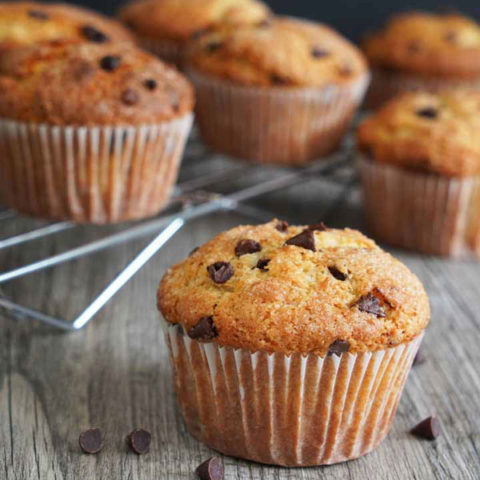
[186, 17, 368, 87]
[158, 220, 429, 355]
[363, 12, 480, 77]
[0, 40, 194, 125]
[118, 0, 270, 44]
[0, 2, 133, 53]
[357, 90, 480, 177]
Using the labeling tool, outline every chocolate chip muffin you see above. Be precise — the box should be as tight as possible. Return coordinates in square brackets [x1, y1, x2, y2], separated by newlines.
[0, 41, 194, 223]
[158, 220, 429, 466]
[363, 12, 480, 107]
[357, 90, 480, 255]
[0, 2, 133, 54]
[118, 0, 270, 66]
[184, 17, 369, 165]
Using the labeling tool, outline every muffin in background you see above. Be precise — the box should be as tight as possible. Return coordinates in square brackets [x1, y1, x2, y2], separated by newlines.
[185, 17, 369, 166]
[0, 41, 194, 223]
[0, 2, 134, 53]
[357, 90, 480, 256]
[117, 0, 271, 66]
[158, 220, 429, 466]
[363, 12, 480, 107]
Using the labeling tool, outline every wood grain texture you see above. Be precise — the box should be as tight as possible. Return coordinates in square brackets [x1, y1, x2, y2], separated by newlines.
[0, 148, 479, 479]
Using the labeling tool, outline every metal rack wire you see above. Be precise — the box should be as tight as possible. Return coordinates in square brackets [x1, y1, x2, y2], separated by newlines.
[0, 130, 356, 331]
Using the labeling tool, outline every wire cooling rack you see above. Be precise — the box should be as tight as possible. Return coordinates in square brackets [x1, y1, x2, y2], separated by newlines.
[0, 129, 357, 331]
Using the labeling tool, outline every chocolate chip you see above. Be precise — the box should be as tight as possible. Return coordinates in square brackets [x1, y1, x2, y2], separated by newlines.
[444, 30, 457, 43]
[28, 10, 48, 20]
[308, 222, 327, 231]
[407, 40, 421, 53]
[196, 456, 224, 480]
[128, 428, 151, 454]
[356, 292, 386, 317]
[191, 28, 207, 40]
[338, 63, 353, 76]
[143, 78, 157, 90]
[257, 18, 272, 28]
[99, 55, 121, 71]
[270, 73, 288, 85]
[189, 246, 199, 256]
[235, 239, 261, 257]
[121, 89, 139, 106]
[410, 416, 441, 440]
[275, 220, 289, 232]
[285, 229, 315, 251]
[207, 262, 234, 284]
[413, 350, 426, 366]
[188, 316, 217, 340]
[311, 46, 329, 58]
[416, 107, 438, 119]
[328, 266, 347, 281]
[205, 41, 222, 53]
[328, 339, 350, 356]
[81, 25, 109, 43]
[79, 428, 103, 454]
[256, 258, 270, 271]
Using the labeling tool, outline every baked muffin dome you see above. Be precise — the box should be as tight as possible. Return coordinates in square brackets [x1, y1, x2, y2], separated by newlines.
[0, 2, 133, 52]
[357, 90, 480, 177]
[186, 17, 368, 87]
[363, 12, 480, 77]
[0, 40, 194, 125]
[158, 220, 429, 355]
[118, 0, 270, 45]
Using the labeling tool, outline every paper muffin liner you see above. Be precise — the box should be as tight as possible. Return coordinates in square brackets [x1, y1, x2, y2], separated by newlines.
[366, 68, 480, 108]
[358, 155, 480, 256]
[187, 68, 369, 166]
[135, 35, 184, 67]
[0, 114, 193, 224]
[163, 322, 423, 466]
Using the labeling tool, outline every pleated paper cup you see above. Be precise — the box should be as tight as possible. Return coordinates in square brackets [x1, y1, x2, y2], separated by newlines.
[358, 155, 480, 256]
[0, 114, 193, 224]
[366, 67, 480, 108]
[163, 322, 423, 466]
[136, 35, 184, 67]
[187, 68, 370, 166]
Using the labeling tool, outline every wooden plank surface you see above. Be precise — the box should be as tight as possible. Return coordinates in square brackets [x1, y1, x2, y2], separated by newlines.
[0, 146, 479, 479]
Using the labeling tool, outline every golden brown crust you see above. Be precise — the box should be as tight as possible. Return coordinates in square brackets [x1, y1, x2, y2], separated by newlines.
[118, 0, 270, 44]
[363, 12, 480, 77]
[0, 41, 194, 125]
[185, 17, 368, 87]
[357, 90, 480, 177]
[0, 2, 134, 52]
[157, 220, 430, 355]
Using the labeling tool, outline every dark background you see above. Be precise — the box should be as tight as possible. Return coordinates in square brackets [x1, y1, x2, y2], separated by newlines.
[78, 0, 480, 40]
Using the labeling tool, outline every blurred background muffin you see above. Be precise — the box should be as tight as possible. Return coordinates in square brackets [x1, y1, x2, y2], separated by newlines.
[0, 40, 194, 223]
[357, 89, 480, 256]
[117, 0, 271, 66]
[185, 17, 369, 165]
[363, 12, 480, 107]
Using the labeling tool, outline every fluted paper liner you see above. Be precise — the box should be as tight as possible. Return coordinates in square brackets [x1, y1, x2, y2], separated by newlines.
[359, 155, 480, 256]
[0, 114, 193, 223]
[187, 68, 369, 166]
[366, 67, 480, 108]
[164, 323, 423, 466]
[136, 35, 184, 67]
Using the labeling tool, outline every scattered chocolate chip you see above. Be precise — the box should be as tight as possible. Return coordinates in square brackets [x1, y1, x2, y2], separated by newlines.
[275, 220, 289, 232]
[416, 107, 438, 119]
[338, 63, 353, 76]
[196, 456, 224, 480]
[99, 55, 121, 71]
[235, 239, 261, 257]
[205, 41, 223, 53]
[356, 292, 386, 317]
[79, 428, 103, 454]
[257, 18, 272, 28]
[410, 416, 441, 440]
[28, 9, 48, 20]
[270, 73, 288, 85]
[285, 229, 315, 251]
[121, 88, 139, 106]
[143, 78, 157, 90]
[308, 222, 327, 231]
[407, 40, 421, 53]
[444, 30, 457, 43]
[413, 350, 426, 366]
[328, 266, 347, 281]
[191, 28, 207, 40]
[81, 25, 109, 43]
[207, 262, 233, 284]
[189, 246, 199, 256]
[128, 428, 151, 454]
[256, 258, 271, 271]
[328, 339, 350, 356]
[311, 46, 329, 58]
[188, 316, 217, 340]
